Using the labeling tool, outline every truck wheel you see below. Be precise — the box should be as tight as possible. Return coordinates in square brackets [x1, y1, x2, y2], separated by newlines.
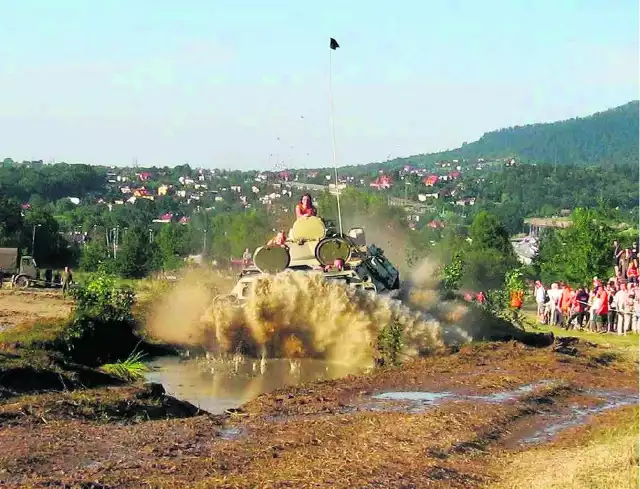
[14, 276, 29, 288]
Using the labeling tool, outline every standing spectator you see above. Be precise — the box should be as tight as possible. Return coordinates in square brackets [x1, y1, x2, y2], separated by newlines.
[509, 288, 524, 321]
[620, 286, 635, 335]
[627, 260, 638, 285]
[606, 282, 618, 332]
[613, 240, 623, 275]
[590, 285, 608, 332]
[534, 281, 546, 323]
[547, 283, 563, 326]
[560, 284, 573, 325]
[633, 289, 640, 333]
[569, 286, 590, 330]
[613, 283, 629, 335]
[62, 266, 73, 295]
[619, 249, 632, 280]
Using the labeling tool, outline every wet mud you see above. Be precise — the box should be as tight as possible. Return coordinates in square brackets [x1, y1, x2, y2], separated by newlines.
[0, 340, 636, 488]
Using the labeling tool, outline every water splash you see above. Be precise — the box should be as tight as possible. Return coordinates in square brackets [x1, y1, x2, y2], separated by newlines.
[145, 259, 525, 368]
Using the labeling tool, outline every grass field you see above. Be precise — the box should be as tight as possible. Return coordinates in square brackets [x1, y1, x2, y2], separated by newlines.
[491, 405, 639, 489]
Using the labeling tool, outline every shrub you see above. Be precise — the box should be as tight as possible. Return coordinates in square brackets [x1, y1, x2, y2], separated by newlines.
[101, 351, 149, 382]
[376, 320, 404, 366]
[61, 271, 140, 365]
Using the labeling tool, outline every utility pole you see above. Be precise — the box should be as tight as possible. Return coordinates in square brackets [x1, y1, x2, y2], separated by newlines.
[202, 228, 207, 256]
[113, 227, 119, 260]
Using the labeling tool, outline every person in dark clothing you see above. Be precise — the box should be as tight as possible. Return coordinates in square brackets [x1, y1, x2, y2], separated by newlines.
[62, 266, 73, 294]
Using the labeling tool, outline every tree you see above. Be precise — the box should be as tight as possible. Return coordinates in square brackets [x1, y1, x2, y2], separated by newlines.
[114, 226, 161, 278]
[469, 211, 513, 256]
[156, 224, 195, 269]
[79, 240, 112, 272]
[0, 197, 23, 246]
[22, 208, 76, 267]
[461, 211, 519, 290]
[535, 208, 614, 286]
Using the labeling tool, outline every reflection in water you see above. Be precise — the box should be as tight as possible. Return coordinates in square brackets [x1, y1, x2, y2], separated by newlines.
[144, 355, 368, 414]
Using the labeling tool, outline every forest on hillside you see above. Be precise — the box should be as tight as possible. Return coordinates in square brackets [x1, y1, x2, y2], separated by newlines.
[337, 100, 639, 173]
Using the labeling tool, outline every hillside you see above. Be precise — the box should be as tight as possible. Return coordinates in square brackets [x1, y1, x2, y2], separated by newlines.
[347, 101, 639, 172]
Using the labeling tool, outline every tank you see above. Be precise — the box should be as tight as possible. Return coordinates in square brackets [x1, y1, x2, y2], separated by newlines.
[217, 216, 401, 304]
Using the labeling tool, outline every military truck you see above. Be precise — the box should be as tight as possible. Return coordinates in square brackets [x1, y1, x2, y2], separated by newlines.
[0, 247, 42, 288]
[216, 216, 401, 304]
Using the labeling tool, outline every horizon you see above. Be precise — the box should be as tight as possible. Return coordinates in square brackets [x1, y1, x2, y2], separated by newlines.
[4, 99, 637, 171]
[0, 1, 637, 171]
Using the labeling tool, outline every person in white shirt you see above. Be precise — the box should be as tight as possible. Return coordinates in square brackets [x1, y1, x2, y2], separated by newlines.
[534, 281, 546, 323]
[614, 283, 630, 335]
[547, 283, 563, 326]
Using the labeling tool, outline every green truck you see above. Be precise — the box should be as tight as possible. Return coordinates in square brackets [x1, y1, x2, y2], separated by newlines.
[0, 247, 46, 288]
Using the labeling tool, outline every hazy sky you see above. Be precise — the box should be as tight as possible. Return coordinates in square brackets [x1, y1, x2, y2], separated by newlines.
[0, 1, 637, 170]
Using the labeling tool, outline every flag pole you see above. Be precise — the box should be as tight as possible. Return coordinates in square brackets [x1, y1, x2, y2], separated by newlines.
[329, 39, 343, 236]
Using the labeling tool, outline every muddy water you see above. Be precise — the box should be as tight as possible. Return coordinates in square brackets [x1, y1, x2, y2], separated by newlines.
[144, 355, 367, 414]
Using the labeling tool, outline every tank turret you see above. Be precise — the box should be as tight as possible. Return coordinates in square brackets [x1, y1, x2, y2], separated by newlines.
[224, 217, 400, 302]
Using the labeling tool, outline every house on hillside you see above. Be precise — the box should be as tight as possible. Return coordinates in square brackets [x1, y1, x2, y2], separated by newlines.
[455, 197, 476, 206]
[423, 175, 439, 187]
[153, 213, 174, 223]
[133, 187, 151, 198]
[370, 175, 393, 189]
[137, 172, 152, 182]
[157, 184, 174, 196]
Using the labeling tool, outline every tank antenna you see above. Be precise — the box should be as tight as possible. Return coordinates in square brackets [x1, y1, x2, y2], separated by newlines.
[329, 37, 343, 236]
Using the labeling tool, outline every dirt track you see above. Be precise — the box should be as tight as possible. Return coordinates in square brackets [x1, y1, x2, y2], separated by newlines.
[0, 341, 636, 488]
[0, 289, 73, 332]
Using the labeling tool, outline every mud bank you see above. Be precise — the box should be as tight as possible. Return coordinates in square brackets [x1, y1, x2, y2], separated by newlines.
[0, 340, 636, 489]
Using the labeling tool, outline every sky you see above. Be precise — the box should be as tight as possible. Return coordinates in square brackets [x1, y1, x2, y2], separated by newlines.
[0, 0, 637, 171]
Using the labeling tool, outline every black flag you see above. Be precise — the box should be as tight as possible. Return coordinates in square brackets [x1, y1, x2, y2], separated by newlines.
[330, 38, 339, 50]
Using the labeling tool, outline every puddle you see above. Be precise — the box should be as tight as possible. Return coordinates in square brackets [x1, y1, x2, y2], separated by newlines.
[369, 381, 553, 412]
[516, 389, 638, 445]
[476, 381, 554, 403]
[144, 356, 366, 415]
[218, 426, 243, 440]
[374, 392, 454, 403]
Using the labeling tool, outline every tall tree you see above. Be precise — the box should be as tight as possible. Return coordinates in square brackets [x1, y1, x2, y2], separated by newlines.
[535, 208, 614, 286]
[114, 226, 161, 278]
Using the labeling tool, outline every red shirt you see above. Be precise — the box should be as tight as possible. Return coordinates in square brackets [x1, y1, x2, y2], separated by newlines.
[596, 289, 608, 315]
[295, 203, 316, 218]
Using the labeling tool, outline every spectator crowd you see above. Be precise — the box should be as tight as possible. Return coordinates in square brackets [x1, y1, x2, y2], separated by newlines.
[533, 241, 639, 335]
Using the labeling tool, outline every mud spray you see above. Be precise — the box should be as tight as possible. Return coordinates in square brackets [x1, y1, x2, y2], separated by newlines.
[145, 258, 521, 371]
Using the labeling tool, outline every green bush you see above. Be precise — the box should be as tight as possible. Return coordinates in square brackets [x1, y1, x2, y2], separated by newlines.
[376, 320, 404, 366]
[61, 271, 141, 365]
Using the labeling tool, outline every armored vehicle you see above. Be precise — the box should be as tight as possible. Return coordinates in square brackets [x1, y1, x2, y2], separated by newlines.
[216, 216, 400, 304]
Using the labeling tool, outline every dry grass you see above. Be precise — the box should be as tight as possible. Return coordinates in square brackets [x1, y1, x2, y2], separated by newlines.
[0, 290, 72, 332]
[489, 405, 639, 489]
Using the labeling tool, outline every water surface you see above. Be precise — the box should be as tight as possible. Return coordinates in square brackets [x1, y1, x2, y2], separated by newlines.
[145, 356, 366, 414]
